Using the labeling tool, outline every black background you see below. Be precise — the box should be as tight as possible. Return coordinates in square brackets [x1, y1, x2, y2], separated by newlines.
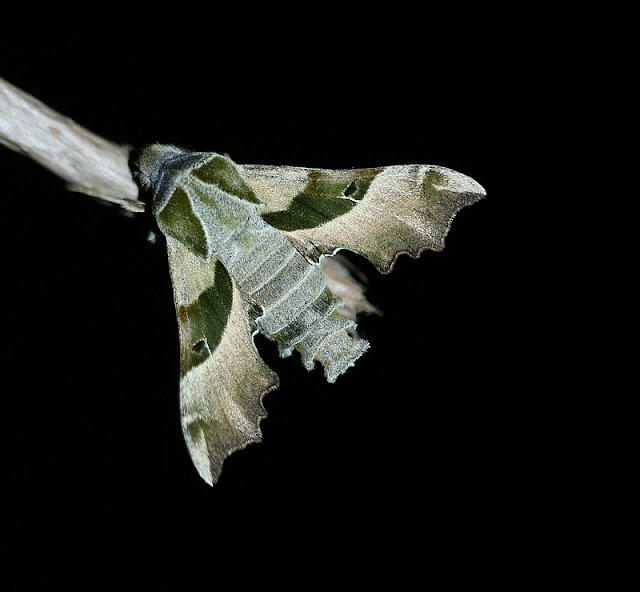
[1, 8, 623, 589]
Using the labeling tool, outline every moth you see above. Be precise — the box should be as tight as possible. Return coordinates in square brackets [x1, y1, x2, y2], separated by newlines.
[137, 145, 485, 485]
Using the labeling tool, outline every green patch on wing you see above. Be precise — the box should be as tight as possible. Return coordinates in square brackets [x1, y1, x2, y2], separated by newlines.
[177, 260, 233, 375]
[193, 155, 260, 204]
[422, 169, 456, 215]
[157, 186, 208, 259]
[262, 168, 382, 231]
[186, 417, 216, 451]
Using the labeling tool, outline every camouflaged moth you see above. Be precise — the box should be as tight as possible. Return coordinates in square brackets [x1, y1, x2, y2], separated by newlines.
[137, 144, 485, 485]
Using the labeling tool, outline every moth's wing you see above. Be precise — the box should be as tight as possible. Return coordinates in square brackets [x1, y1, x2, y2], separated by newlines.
[238, 163, 485, 273]
[166, 236, 279, 485]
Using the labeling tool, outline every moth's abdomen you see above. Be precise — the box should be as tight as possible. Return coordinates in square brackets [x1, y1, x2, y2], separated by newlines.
[276, 288, 370, 383]
[242, 242, 369, 382]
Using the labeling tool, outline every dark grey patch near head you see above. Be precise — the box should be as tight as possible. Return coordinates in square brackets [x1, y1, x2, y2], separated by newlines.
[137, 145, 209, 216]
[153, 152, 210, 215]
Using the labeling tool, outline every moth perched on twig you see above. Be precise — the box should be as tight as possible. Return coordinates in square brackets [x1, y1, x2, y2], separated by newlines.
[137, 145, 485, 485]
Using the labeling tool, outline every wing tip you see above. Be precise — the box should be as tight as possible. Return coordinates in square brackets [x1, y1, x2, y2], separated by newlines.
[375, 184, 485, 275]
[200, 372, 280, 487]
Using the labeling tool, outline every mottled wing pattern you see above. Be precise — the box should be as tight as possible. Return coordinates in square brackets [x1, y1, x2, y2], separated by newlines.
[138, 145, 484, 486]
[166, 236, 278, 485]
[239, 164, 486, 273]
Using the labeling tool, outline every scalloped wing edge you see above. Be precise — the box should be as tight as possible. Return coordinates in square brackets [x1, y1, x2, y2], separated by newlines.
[165, 237, 280, 485]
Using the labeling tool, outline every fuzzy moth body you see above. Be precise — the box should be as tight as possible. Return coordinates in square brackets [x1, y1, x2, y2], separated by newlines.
[137, 144, 485, 484]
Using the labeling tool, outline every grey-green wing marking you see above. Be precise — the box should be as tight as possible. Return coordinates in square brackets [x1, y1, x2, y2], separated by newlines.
[239, 163, 485, 273]
[166, 237, 278, 485]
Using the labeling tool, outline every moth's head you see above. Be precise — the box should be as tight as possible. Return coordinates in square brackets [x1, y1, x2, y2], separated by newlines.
[136, 144, 185, 191]
[137, 144, 198, 216]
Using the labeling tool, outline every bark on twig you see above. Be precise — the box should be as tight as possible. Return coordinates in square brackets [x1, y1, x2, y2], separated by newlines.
[0, 76, 143, 212]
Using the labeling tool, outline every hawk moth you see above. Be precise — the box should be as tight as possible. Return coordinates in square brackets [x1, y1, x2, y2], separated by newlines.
[137, 144, 485, 484]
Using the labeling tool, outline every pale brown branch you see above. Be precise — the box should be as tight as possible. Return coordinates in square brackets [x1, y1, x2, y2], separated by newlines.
[0, 77, 379, 315]
[321, 253, 381, 321]
[0, 76, 143, 212]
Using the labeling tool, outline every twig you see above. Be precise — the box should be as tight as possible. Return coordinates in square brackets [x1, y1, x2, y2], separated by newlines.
[0, 77, 376, 317]
[0, 76, 143, 212]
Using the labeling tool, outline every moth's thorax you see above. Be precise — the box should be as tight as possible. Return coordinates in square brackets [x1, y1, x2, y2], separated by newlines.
[142, 145, 270, 266]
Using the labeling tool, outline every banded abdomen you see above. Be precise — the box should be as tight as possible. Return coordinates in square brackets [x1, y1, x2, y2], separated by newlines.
[229, 226, 369, 382]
